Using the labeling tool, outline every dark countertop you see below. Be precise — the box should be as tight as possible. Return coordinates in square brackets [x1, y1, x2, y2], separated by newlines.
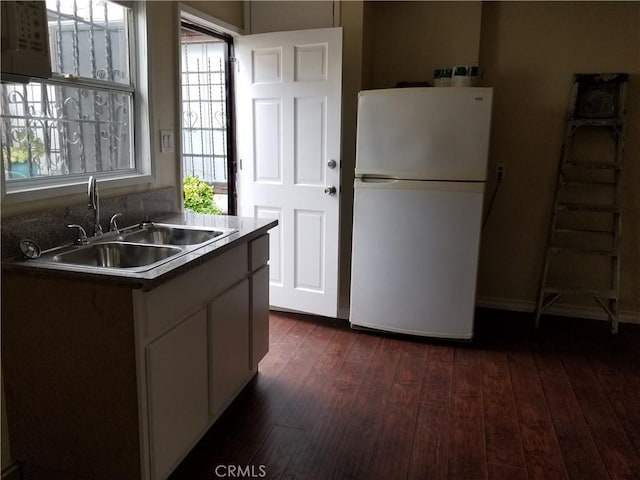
[2, 212, 278, 291]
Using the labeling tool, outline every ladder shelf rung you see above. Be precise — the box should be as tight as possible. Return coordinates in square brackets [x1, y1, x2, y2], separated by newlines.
[543, 286, 618, 300]
[556, 202, 619, 213]
[569, 118, 622, 128]
[563, 161, 620, 170]
[561, 180, 617, 186]
[555, 227, 615, 235]
[549, 245, 619, 256]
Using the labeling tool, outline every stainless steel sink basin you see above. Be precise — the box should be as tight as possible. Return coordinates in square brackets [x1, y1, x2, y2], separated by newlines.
[119, 224, 224, 246]
[52, 242, 182, 269]
[20, 221, 239, 276]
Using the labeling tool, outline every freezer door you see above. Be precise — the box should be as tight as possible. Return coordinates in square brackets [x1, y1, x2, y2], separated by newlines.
[349, 179, 485, 339]
[355, 88, 493, 181]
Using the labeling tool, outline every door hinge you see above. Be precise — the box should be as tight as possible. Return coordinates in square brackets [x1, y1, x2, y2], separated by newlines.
[231, 57, 239, 73]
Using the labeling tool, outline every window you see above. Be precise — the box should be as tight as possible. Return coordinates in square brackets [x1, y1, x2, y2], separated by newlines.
[1, 0, 147, 195]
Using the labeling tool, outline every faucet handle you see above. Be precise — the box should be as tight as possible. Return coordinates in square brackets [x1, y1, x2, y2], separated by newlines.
[109, 213, 123, 233]
[68, 224, 89, 245]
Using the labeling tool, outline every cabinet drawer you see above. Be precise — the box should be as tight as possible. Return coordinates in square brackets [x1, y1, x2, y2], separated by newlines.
[135, 243, 248, 341]
[249, 234, 269, 272]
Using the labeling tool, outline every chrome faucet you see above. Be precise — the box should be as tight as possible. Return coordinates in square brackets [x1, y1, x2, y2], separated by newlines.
[109, 213, 123, 233]
[88, 176, 102, 236]
[67, 224, 89, 245]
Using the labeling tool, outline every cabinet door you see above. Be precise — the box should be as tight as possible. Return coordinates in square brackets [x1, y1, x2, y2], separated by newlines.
[251, 265, 270, 367]
[209, 279, 251, 418]
[146, 308, 209, 480]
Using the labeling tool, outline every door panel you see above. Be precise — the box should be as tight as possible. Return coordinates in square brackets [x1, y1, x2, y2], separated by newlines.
[253, 99, 282, 182]
[295, 96, 326, 185]
[252, 48, 282, 83]
[295, 43, 328, 81]
[237, 28, 342, 317]
[294, 209, 325, 292]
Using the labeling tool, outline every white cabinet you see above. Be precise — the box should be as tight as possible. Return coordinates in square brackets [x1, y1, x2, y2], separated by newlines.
[246, 1, 337, 34]
[135, 237, 271, 479]
[146, 308, 209, 480]
[209, 279, 251, 417]
[135, 244, 254, 479]
[2, 233, 272, 480]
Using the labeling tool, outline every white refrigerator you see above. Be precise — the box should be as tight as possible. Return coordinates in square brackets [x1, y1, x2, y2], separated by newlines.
[349, 87, 493, 340]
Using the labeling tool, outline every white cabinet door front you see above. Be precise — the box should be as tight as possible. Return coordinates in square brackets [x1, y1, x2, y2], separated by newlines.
[146, 308, 209, 480]
[236, 27, 343, 318]
[251, 264, 270, 367]
[209, 279, 251, 417]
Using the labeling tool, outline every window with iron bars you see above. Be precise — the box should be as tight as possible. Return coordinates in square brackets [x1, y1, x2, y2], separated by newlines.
[1, 0, 139, 191]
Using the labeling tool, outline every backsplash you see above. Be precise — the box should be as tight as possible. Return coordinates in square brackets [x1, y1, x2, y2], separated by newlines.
[1, 187, 178, 259]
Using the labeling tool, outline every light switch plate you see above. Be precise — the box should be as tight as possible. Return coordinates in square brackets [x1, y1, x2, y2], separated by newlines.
[160, 129, 174, 153]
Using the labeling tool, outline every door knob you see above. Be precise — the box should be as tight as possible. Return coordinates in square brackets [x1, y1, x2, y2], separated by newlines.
[324, 185, 337, 195]
[327, 159, 337, 169]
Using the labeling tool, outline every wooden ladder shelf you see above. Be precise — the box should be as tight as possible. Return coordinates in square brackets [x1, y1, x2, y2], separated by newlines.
[534, 73, 629, 334]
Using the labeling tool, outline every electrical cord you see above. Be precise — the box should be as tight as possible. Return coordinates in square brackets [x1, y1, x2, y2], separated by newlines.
[482, 172, 503, 231]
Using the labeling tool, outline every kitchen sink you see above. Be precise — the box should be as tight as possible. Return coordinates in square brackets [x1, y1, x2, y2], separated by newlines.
[52, 242, 183, 269]
[19, 221, 239, 275]
[118, 224, 226, 246]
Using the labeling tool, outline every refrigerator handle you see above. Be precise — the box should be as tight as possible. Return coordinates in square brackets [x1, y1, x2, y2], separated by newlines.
[359, 175, 399, 183]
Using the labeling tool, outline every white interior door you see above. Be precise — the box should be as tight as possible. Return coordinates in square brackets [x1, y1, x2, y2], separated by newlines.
[235, 27, 342, 318]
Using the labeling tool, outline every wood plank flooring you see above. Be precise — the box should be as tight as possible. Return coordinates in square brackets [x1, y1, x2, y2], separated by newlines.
[170, 309, 640, 480]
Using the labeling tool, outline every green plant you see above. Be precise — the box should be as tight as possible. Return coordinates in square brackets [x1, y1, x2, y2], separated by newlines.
[2, 128, 46, 165]
[183, 175, 222, 215]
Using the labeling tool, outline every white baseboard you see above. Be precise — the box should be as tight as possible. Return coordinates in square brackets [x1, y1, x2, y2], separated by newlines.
[476, 295, 640, 324]
[274, 298, 640, 325]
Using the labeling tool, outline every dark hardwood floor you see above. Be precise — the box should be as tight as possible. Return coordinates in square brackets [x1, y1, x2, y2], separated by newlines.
[170, 309, 640, 480]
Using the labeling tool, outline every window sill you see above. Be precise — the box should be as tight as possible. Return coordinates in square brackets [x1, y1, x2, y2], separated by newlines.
[1, 173, 155, 205]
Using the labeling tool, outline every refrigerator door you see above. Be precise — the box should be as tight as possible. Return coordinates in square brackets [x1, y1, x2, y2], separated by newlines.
[349, 178, 485, 339]
[355, 87, 493, 181]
